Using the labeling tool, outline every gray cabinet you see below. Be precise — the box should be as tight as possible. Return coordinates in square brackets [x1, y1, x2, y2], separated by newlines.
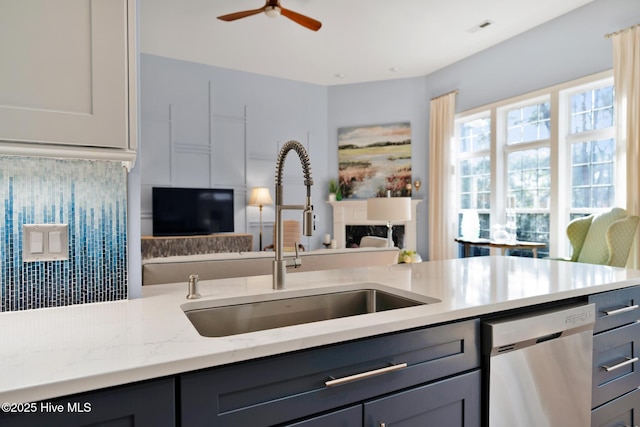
[180, 319, 480, 427]
[589, 286, 640, 425]
[591, 388, 640, 427]
[0, 378, 175, 427]
[0, 0, 136, 151]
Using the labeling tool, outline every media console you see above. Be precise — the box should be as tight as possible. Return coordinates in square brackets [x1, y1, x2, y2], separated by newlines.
[141, 234, 253, 259]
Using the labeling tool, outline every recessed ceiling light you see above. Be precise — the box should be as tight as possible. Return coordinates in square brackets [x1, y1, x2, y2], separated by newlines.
[390, 67, 400, 73]
[335, 73, 346, 79]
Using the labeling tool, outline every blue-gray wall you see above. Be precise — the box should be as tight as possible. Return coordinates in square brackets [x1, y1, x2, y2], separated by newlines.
[328, 0, 640, 258]
[140, 54, 329, 252]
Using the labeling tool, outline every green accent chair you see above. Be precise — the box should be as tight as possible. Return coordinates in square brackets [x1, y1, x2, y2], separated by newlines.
[566, 207, 639, 267]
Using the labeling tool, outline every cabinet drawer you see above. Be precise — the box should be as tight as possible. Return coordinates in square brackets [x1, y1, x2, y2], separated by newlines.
[591, 388, 640, 427]
[589, 286, 640, 334]
[180, 319, 480, 427]
[592, 321, 640, 408]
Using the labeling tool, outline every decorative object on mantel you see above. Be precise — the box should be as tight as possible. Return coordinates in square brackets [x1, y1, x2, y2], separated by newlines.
[249, 187, 273, 250]
[366, 192, 412, 248]
[322, 233, 332, 248]
[328, 178, 341, 201]
[338, 122, 412, 199]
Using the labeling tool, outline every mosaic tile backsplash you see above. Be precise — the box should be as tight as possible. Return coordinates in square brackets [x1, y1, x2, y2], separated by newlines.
[1, 156, 128, 312]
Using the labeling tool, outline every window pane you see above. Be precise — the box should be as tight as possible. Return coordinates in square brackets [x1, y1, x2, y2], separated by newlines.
[592, 163, 612, 185]
[572, 142, 590, 164]
[507, 147, 551, 209]
[506, 101, 551, 144]
[572, 164, 591, 186]
[571, 138, 615, 209]
[573, 188, 590, 208]
[592, 186, 614, 207]
[515, 213, 549, 256]
[459, 156, 491, 210]
[458, 213, 492, 242]
[459, 117, 491, 153]
[570, 86, 614, 134]
[591, 139, 615, 162]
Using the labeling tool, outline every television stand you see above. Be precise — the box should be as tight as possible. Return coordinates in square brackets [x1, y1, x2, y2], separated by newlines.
[141, 234, 253, 260]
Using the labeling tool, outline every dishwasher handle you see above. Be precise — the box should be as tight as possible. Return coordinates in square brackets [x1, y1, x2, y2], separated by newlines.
[483, 303, 596, 355]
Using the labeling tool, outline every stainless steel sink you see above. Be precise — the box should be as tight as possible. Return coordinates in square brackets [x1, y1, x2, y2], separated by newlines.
[184, 287, 437, 337]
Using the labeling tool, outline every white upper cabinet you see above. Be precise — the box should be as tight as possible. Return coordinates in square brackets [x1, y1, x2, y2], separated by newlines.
[0, 0, 136, 151]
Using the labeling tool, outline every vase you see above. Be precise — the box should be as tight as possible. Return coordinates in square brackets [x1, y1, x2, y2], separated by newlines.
[461, 210, 480, 240]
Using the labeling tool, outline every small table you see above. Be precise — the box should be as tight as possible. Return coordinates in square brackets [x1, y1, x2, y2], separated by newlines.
[454, 237, 546, 258]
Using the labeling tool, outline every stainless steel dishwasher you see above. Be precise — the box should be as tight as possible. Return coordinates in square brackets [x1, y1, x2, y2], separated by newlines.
[483, 303, 596, 427]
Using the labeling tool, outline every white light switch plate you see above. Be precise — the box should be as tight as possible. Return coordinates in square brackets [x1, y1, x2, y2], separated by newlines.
[23, 224, 69, 262]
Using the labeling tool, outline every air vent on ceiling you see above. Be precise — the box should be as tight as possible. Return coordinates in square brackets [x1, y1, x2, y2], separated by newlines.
[467, 20, 494, 34]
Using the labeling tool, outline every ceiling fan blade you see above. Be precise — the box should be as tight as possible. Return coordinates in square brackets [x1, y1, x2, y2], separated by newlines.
[217, 7, 266, 22]
[280, 7, 322, 31]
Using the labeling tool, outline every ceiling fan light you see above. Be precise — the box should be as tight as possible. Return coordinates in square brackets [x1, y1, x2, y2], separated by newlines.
[265, 6, 281, 18]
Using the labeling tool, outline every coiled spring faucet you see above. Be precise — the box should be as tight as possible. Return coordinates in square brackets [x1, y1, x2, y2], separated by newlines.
[273, 140, 314, 290]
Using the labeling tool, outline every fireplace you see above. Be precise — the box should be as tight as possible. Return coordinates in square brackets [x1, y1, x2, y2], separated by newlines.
[328, 200, 421, 250]
[346, 225, 405, 248]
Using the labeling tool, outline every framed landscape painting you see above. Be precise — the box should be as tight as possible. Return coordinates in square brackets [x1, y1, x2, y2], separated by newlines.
[338, 122, 412, 199]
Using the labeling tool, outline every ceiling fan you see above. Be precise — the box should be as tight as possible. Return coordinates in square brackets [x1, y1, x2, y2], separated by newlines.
[217, 0, 322, 31]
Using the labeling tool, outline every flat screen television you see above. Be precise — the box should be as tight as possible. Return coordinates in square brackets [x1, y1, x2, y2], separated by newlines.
[152, 187, 234, 236]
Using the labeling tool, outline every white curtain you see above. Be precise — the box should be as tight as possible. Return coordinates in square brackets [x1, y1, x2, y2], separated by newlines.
[612, 25, 640, 269]
[428, 91, 457, 260]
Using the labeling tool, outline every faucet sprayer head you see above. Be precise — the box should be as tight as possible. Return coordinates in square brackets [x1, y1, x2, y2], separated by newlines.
[275, 140, 313, 187]
[303, 205, 314, 236]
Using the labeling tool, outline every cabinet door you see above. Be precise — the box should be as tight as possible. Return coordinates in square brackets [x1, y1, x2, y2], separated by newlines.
[363, 370, 481, 427]
[591, 388, 640, 427]
[0, 378, 175, 427]
[0, 0, 131, 149]
[284, 405, 361, 427]
[592, 321, 640, 408]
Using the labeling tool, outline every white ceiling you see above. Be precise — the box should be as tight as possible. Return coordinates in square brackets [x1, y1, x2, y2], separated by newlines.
[140, 0, 594, 86]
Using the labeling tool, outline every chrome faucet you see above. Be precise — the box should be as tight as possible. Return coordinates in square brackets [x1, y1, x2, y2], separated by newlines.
[273, 140, 314, 290]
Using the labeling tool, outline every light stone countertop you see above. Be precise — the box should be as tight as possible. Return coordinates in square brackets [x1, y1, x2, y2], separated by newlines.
[2, 256, 640, 403]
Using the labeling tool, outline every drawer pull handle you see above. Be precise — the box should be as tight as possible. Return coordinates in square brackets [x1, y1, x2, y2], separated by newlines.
[603, 304, 639, 316]
[602, 356, 639, 372]
[325, 363, 408, 387]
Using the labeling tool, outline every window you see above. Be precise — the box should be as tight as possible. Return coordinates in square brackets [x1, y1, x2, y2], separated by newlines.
[503, 100, 552, 255]
[457, 116, 491, 243]
[567, 85, 616, 213]
[454, 72, 618, 258]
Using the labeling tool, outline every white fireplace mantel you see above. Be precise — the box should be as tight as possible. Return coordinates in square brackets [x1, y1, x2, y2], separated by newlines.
[328, 199, 422, 250]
